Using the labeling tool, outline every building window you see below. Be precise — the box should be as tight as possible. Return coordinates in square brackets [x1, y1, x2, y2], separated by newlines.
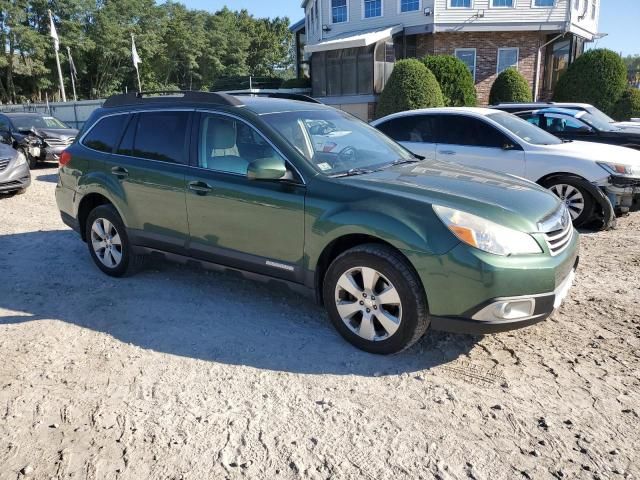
[455, 49, 476, 81]
[450, 0, 471, 7]
[332, 0, 348, 22]
[364, 0, 382, 17]
[574, 0, 580, 9]
[400, 0, 420, 12]
[492, 0, 513, 6]
[591, 0, 596, 19]
[497, 48, 519, 73]
[533, 0, 555, 6]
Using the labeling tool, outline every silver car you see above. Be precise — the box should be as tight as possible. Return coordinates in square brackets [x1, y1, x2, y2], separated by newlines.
[0, 143, 30, 195]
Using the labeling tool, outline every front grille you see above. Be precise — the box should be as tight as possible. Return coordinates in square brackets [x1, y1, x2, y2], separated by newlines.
[542, 208, 574, 256]
[0, 158, 10, 172]
[0, 180, 21, 187]
[45, 137, 74, 147]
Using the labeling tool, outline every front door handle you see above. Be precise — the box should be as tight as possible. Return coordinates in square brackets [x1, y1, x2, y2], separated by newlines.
[439, 150, 456, 155]
[111, 166, 129, 178]
[188, 181, 213, 195]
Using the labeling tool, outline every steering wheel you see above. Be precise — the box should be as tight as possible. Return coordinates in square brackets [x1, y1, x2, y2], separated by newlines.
[334, 146, 357, 171]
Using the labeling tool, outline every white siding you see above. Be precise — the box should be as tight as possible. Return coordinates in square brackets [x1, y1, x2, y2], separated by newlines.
[568, 0, 599, 38]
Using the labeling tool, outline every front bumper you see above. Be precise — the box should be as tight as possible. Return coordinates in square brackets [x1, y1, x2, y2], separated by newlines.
[405, 229, 580, 334]
[43, 145, 66, 162]
[604, 175, 640, 213]
[0, 161, 31, 192]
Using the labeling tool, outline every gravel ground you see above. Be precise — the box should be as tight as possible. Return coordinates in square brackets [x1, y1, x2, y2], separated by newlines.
[1, 165, 639, 480]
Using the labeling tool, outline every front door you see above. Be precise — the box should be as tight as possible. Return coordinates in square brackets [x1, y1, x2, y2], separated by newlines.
[433, 114, 526, 177]
[185, 112, 305, 282]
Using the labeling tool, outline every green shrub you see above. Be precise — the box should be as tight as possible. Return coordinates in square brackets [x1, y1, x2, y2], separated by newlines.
[489, 68, 532, 105]
[376, 59, 444, 118]
[554, 49, 628, 116]
[612, 88, 640, 121]
[280, 77, 311, 89]
[422, 55, 477, 107]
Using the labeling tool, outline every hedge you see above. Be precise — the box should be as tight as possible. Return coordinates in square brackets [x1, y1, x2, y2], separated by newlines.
[375, 59, 444, 119]
[489, 68, 532, 105]
[280, 77, 311, 89]
[611, 88, 640, 121]
[553, 49, 628, 116]
[422, 55, 477, 107]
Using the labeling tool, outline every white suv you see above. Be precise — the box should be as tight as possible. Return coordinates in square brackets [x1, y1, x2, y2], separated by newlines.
[372, 107, 640, 228]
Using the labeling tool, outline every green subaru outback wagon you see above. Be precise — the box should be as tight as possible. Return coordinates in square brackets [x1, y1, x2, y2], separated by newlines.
[56, 92, 579, 354]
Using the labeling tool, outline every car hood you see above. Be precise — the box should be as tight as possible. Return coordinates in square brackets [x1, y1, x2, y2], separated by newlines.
[541, 140, 640, 168]
[342, 160, 561, 233]
[34, 128, 78, 139]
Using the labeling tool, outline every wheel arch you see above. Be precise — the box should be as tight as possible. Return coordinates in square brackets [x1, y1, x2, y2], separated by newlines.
[77, 192, 119, 242]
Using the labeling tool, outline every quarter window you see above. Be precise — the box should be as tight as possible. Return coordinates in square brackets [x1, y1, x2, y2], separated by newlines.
[400, 0, 420, 12]
[82, 114, 128, 153]
[455, 49, 476, 81]
[332, 0, 348, 22]
[450, 0, 471, 7]
[497, 48, 519, 74]
[363, 0, 382, 18]
[129, 111, 190, 164]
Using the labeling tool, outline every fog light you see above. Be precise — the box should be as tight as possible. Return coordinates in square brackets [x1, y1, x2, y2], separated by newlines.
[472, 298, 536, 322]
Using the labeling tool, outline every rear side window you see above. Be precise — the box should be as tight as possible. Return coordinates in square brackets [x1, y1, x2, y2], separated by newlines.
[435, 115, 509, 148]
[377, 116, 435, 143]
[82, 114, 128, 153]
[128, 111, 190, 164]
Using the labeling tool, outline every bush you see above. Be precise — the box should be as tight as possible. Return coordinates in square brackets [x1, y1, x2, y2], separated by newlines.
[422, 55, 477, 107]
[489, 68, 532, 105]
[612, 88, 640, 121]
[554, 49, 628, 116]
[376, 59, 444, 118]
[280, 77, 311, 89]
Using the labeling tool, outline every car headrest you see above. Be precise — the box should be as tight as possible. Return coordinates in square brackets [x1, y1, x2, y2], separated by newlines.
[207, 119, 237, 151]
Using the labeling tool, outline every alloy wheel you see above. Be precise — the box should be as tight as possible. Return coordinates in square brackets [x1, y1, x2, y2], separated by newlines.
[90, 218, 123, 268]
[549, 184, 585, 220]
[334, 266, 402, 342]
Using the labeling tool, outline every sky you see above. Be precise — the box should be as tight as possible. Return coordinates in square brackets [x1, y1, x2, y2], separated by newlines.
[180, 0, 639, 56]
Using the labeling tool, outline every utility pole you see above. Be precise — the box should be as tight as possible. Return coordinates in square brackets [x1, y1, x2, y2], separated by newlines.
[49, 10, 66, 102]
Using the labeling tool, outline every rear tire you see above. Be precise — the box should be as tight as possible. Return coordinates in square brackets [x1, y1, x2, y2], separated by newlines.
[541, 175, 595, 227]
[85, 204, 142, 277]
[323, 243, 429, 354]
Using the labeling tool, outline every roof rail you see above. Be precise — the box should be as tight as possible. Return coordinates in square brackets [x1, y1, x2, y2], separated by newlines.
[225, 90, 322, 104]
[103, 90, 243, 108]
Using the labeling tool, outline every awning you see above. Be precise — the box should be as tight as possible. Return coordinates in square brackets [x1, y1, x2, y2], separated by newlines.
[304, 25, 403, 54]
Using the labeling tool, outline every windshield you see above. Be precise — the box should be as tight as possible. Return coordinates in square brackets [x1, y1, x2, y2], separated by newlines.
[262, 109, 414, 176]
[487, 112, 563, 145]
[576, 111, 620, 132]
[11, 115, 68, 130]
[586, 106, 615, 124]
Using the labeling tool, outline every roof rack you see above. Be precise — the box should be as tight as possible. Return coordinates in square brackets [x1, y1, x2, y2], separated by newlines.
[103, 90, 243, 108]
[225, 90, 322, 104]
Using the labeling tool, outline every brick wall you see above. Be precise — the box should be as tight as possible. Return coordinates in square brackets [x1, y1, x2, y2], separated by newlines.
[417, 31, 548, 105]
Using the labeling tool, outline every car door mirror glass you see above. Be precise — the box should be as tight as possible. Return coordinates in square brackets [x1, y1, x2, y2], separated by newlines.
[247, 156, 290, 181]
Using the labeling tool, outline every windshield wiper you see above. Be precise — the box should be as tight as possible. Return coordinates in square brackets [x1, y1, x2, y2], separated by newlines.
[330, 167, 378, 178]
[382, 157, 422, 169]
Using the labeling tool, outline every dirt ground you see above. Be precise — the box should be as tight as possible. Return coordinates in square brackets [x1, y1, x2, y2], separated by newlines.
[0, 165, 639, 480]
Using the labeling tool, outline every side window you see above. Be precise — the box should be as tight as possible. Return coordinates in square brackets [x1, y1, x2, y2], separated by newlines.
[129, 111, 190, 164]
[198, 114, 283, 175]
[82, 114, 128, 153]
[544, 114, 586, 133]
[436, 115, 510, 148]
[0, 116, 10, 131]
[377, 116, 435, 143]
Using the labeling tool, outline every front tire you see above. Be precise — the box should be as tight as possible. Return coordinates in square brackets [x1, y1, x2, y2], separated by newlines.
[323, 244, 429, 354]
[542, 176, 595, 227]
[85, 205, 140, 277]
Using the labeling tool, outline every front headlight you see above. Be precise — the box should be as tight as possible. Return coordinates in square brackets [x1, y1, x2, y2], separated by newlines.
[433, 205, 542, 256]
[597, 161, 638, 177]
[14, 152, 27, 167]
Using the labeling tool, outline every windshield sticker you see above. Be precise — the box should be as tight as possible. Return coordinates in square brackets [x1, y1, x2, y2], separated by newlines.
[317, 162, 332, 171]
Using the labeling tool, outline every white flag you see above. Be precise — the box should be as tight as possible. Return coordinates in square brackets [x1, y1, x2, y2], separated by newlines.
[131, 35, 141, 69]
[49, 10, 59, 52]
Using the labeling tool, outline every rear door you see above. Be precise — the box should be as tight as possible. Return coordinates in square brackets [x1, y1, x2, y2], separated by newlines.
[433, 114, 526, 177]
[103, 110, 192, 253]
[375, 114, 437, 160]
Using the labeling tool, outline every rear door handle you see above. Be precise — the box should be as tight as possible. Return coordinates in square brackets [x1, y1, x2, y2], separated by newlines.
[439, 150, 456, 155]
[188, 181, 213, 195]
[111, 166, 129, 178]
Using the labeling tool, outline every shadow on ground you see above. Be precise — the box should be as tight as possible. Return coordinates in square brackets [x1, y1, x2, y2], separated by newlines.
[35, 173, 58, 184]
[0, 229, 478, 376]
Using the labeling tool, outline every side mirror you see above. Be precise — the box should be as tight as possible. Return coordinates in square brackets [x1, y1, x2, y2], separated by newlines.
[247, 156, 291, 181]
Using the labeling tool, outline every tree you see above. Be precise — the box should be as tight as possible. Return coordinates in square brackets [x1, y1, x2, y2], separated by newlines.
[422, 55, 476, 107]
[554, 49, 628, 116]
[612, 89, 640, 121]
[489, 68, 532, 105]
[375, 59, 444, 119]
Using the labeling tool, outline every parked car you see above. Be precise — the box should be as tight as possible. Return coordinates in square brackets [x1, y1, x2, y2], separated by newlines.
[0, 143, 31, 195]
[0, 112, 78, 168]
[57, 91, 579, 354]
[490, 102, 640, 132]
[512, 108, 640, 150]
[372, 108, 640, 227]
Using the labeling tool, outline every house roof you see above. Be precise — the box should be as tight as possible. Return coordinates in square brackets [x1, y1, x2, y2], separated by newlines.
[304, 25, 403, 54]
[289, 18, 305, 33]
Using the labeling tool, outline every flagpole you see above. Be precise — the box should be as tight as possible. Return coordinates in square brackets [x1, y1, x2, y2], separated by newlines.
[67, 47, 77, 102]
[49, 10, 66, 102]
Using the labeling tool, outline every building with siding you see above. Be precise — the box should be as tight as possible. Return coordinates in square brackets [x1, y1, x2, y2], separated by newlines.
[297, 0, 601, 120]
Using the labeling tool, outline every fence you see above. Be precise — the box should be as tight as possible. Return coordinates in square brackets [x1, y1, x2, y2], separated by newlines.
[0, 99, 105, 129]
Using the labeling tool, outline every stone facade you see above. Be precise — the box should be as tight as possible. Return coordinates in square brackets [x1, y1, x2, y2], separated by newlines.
[417, 31, 548, 105]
